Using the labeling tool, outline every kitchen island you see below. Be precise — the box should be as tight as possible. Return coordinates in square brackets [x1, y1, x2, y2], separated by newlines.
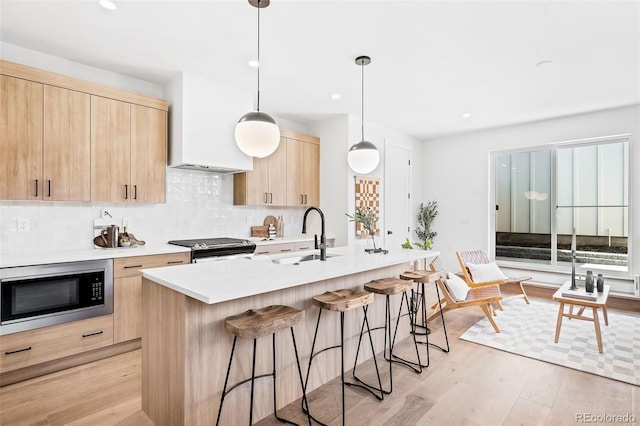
[141, 246, 439, 425]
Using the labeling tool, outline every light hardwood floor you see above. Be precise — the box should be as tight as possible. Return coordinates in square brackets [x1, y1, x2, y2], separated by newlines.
[1, 291, 637, 426]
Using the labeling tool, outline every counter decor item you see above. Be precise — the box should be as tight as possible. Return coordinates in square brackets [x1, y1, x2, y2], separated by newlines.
[415, 200, 438, 250]
[597, 273, 604, 292]
[585, 270, 594, 293]
[276, 215, 284, 237]
[346, 207, 387, 254]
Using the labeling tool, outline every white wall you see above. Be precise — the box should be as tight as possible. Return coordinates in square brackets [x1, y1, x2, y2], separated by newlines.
[422, 105, 640, 292]
[1, 42, 163, 97]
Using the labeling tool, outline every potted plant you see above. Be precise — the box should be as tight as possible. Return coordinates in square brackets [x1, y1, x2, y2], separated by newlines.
[415, 200, 438, 250]
[401, 201, 438, 270]
[346, 207, 386, 253]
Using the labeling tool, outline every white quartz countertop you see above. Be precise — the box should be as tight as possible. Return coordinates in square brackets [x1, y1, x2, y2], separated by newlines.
[141, 246, 440, 305]
[0, 244, 191, 268]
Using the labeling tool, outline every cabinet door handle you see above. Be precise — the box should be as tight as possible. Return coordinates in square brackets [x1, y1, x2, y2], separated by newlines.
[124, 264, 143, 269]
[300, 194, 304, 204]
[5, 346, 32, 355]
[47, 180, 51, 197]
[124, 184, 128, 200]
[134, 185, 138, 200]
[34, 180, 38, 197]
[280, 248, 292, 252]
[264, 193, 268, 203]
[82, 330, 104, 338]
[269, 193, 273, 204]
[167, 260, 184, 265]
[255, 250, 269, 255]
[304, 194, 308, 204]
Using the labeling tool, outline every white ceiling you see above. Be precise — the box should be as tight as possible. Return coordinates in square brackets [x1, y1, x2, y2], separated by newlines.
[2, 0, 639, 140]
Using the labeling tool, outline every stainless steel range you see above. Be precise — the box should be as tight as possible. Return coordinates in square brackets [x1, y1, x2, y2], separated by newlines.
[168, 237, 256, 263]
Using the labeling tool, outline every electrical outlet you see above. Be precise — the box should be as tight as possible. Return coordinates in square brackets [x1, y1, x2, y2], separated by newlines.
[122, 217, 131, 228]
[17, 218, 30, 232]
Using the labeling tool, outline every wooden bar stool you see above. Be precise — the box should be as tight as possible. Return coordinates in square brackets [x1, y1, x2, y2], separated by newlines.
[303, 289, 383, 426]
[216, 305, 310, 426]
[353, 277, 422, 395]
[400, 269, 450, 366]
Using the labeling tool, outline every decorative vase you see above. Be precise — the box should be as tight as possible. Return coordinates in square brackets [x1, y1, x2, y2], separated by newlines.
[585, 270, 594, 293]
[596, 274, 604, 292]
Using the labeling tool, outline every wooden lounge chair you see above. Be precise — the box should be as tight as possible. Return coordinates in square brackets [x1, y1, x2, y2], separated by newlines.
[428, 260, 503, 333]
[456, 249, 530, 304]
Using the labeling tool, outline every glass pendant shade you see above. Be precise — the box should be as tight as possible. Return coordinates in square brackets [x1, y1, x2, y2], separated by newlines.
[348, 55, 379, 174]
[235, 111, 280, 158]
[348, 140, 380, 174]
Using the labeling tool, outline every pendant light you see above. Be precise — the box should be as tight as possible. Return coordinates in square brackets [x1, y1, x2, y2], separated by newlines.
[348, 55, 379, 174]
[235, 0, 280, 158]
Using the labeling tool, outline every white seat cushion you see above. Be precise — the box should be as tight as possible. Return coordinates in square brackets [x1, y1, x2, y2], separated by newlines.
[445, 272, 470, 302]
[466, 261, 507, 283]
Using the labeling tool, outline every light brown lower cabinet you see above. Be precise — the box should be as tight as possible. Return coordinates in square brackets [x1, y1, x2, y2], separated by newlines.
[114, 252, 190, 343]
[0, 315, 114, 373]
[252, 243, 295, 256]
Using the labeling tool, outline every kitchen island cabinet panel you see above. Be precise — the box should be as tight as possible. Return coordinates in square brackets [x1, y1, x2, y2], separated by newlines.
[141, 247, 438, 425]
[0, 75, 43, 200]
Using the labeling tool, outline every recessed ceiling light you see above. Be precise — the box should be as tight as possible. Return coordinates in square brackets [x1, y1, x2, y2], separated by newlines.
[99, 0, 116, 10]
[536, 59, 553, 67]
[331, 93, 341, 100]
[248, 60, 259, 68]
[462, 113, 471, 119]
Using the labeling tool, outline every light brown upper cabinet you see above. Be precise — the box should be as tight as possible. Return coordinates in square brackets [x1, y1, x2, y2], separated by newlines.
[91, 98, 167, 203]
[0, 77, 90, 201]
[286, 131, 320, 207]
[91, 96, 131, 202]
[0, 60, 168, 203]
[234, 129, 320, 207]
[0, 75, 43, 200]
[234, 137, 288, 206]
[44, 85, 91, 201]
[130, 105, 167, 203]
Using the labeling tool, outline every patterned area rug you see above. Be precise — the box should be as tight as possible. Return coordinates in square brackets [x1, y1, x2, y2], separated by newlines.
[459, 298, 640, 385]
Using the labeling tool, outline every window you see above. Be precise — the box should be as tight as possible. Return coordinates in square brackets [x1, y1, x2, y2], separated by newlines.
[493, 135, 629, 271]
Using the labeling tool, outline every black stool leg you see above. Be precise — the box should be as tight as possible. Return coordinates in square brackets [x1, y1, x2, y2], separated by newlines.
[349, 306, 384, 400]
[389, 291, 423, 373]
[290, 328, 312, 426]
[340, 311, 346, 426]
[249, 338, 257, 425]
[216, 336, 237, 426]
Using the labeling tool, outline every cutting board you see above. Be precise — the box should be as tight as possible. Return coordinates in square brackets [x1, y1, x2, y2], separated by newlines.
[263, 215, 278, 227]
[251, 226, 269, 238]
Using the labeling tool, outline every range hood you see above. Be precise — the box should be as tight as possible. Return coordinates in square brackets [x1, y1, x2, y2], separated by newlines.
[164, 72, 254, 173]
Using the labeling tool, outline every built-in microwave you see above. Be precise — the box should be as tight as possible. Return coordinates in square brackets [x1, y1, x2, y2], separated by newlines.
[0, 259, 113, 335]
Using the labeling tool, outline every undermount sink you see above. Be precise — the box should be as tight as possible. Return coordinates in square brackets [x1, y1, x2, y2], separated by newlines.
[272, 253, 339, 265]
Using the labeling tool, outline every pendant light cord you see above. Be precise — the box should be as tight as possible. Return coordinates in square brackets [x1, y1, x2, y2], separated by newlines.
[361, 60, 365, 141]
[256, 0, 261, 112]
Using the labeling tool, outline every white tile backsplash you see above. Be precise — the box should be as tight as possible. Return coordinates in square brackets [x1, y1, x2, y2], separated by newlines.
[0, 168, 322, 255]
